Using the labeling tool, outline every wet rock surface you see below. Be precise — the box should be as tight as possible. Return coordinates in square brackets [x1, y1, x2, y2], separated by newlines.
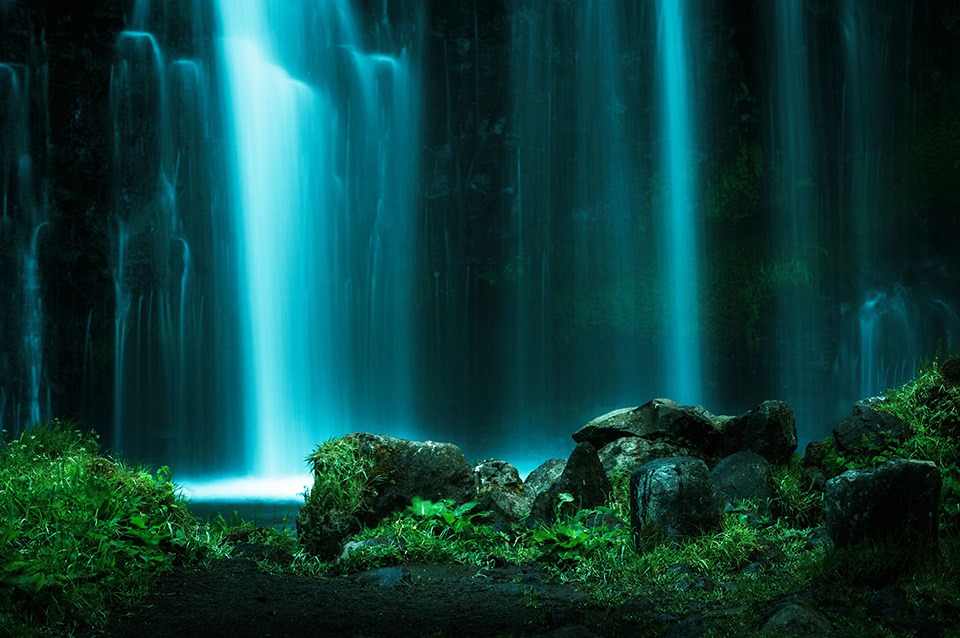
[825, 458, 941, 548]
[710, 450, 773, 504]
[630, 456, 722, 547]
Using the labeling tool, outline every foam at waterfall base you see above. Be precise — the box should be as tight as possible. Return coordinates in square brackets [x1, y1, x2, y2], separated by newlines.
[179, 474, 311, 502]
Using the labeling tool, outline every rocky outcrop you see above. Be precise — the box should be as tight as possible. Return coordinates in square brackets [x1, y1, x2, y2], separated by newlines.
[529, 442, 610, 525]
[824, 458, 940, 548]
[710, 451, 772, 504]
[719, 400, 797, 465]
[573, 399, 721, 455]
[598, 436, 695, 476]
[475, 488, 532, 528]
[630, 457, 722, 549]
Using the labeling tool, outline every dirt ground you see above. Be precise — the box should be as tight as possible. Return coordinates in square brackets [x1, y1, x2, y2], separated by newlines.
[78, 554, 613, 638]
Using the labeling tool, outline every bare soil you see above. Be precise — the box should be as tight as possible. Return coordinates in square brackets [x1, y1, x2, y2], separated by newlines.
[78, 555, 612, 638]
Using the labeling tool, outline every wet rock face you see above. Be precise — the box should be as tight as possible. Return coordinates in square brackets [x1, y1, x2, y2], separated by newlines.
[598, 436, 696, 477]
[710, 451, 772, 504]
[474, 458, 523, 492]
[720, 400, 797, 465]
[630, 456, 722, 549]
[529, 442, 610, 525]
[825, 458, 941, 548]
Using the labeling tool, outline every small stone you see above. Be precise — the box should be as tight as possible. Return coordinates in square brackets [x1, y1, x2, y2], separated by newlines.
[761, 602, 833, 636]
[354, 566, 411, 587]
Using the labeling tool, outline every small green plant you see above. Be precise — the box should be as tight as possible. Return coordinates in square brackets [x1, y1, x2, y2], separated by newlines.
[770, 457, 824, 528]
[531, 495, 627, 563]
[407, 496, 481, 534]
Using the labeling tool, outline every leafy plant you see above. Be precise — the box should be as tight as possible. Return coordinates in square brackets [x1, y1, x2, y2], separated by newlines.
[531, 496, 626, 563]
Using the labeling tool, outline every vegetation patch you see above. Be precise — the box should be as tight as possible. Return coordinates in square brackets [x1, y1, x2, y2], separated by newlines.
[0, 421, 223, 636]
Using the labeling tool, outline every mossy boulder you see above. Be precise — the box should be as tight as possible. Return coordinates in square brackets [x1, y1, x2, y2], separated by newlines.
[598, 436, 696, 476]
[630, 456, 722, 549]
[824, 458, 941, 548]
[710, 451, 772, 504]
[346, 433, 478, 525]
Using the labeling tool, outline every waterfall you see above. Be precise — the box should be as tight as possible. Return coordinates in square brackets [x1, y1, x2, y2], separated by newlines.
[109, 2, 225, 472]
[770, 0, 820, 430]
[0, 58, 48, 436]
[214, 0, 421, 481]
[657, 0, 702, 405]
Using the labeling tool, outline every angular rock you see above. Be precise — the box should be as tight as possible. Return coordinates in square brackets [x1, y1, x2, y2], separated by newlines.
[825, 458, 940, 548]
[524, 458, 566, 503]
[574, 399, 721, 454]
[853, 396, 888, 415]
[833, 406, 905, 454]
[630, 456, 722, 548]
[598, 436, 695, 477]
[802, 440, 829, 468]
[475, 485, 531, 528]
[474, 458, 523, 492]
[761, 602, 833, 636]
[529, 442, 611, 524]
[720, 400, 797, 464]
[345, 432, 478, 525]
[710, 451, 772, 504]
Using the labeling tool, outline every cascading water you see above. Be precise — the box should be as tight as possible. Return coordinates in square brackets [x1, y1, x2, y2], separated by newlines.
[839, 0, 926, 400]
[656, 0, 702, 405]
[214, 0, 421, 488]
[769, 0, 822, 432]
[0, 58, 48, 436]
[109, 1, 225, 472]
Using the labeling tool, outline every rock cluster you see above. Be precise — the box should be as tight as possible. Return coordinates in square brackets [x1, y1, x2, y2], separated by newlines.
[297, 391, 944, 563]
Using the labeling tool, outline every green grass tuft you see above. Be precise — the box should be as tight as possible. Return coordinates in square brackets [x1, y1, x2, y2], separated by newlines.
[0, 420, 221, 636]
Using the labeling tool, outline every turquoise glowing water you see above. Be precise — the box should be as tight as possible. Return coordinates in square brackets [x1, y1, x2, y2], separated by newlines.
[657, 0, 702, 405]
[215, 0, 420, 479]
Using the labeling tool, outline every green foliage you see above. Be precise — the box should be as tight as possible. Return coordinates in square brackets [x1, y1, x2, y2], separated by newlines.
[0, 420, 219, 636]
[333, 497, 525, 574]
[770, 456, 824, 528]
[303, 436, 377, 515]
[530, 504, 625, 563]
[814, 356, 960, 533]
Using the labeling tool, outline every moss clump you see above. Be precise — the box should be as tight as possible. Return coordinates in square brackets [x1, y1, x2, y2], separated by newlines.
[297, 437, 378, 558]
